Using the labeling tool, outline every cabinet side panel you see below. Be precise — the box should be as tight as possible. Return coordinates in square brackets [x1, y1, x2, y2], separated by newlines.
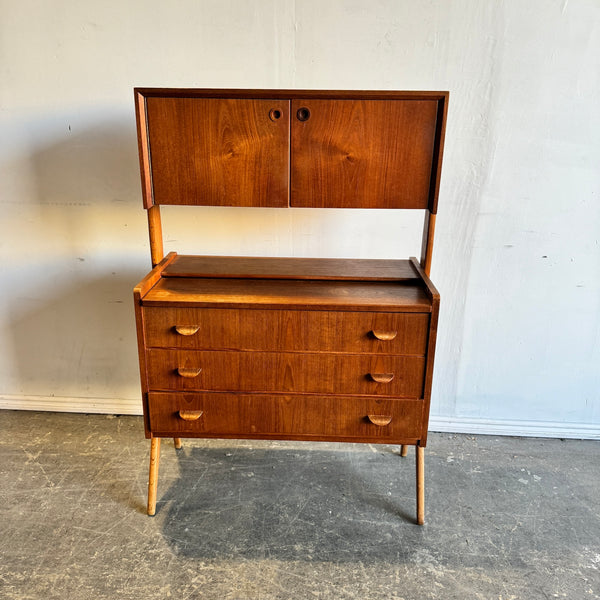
[291, 99, 438, 208]
[146, 97, 290, 207]
[135, 91, 154, 209]
[428, 94, 448, 214]
[133, 293, 151, 436]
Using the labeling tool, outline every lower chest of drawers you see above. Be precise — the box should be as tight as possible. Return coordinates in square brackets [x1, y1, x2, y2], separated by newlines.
[138, 303, 431, 444]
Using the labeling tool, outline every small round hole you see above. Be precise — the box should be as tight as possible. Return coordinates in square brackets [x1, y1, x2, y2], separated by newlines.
[296, 107, 310, 122]
[269, 109, 282, 121]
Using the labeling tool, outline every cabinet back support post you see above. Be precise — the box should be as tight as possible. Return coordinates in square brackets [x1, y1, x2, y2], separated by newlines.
[148, 205, 164, 267]
[420, 210, 436, 277]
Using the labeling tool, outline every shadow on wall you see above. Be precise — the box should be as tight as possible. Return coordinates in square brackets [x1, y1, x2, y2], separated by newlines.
[8, 270, 142, 398]
[6, 116, 418, 400]
[33, 117, 141, 208]
[6, 116, 307, 400]
[6, 117, 145, 400]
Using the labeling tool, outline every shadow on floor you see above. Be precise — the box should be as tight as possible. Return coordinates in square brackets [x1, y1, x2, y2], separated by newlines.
[158, 443, 422, 561]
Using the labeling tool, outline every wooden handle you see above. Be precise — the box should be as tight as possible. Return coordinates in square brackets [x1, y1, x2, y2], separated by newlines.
[369, 373, 394, 383]
[178, 410, 203, 421]
[372, 330, 397, 341]
[367, 415, 392, 426]
[177, 367, 202, 378]
[174, 325, 200, 336]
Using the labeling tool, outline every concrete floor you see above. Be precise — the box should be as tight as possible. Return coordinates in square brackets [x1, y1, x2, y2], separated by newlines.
[0, 411, 598, 599]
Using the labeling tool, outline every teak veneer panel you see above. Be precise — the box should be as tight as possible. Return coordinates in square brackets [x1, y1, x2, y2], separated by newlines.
[291, 99, 438, 209]
[145, 97, 290, 207]
[162, 255, 420, 281]
[146, 349, 426, 397]
[148, 392, 424, 443]
[142, 307, 430, 355]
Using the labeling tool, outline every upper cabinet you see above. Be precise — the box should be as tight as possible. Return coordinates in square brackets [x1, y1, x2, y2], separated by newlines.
[135, 89, 448, 211]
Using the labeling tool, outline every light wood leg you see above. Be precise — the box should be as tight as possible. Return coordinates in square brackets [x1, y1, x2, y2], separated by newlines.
[400, 444, 408, 457]
[174, 438, 182, 449]
[416, 445, 425, 525]
[147, 438, 161, 516]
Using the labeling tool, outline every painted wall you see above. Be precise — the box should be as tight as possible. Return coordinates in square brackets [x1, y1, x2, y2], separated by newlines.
[1, 0, 598, 437]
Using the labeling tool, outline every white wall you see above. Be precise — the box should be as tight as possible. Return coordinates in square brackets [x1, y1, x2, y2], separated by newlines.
[1, 0, 598, 438]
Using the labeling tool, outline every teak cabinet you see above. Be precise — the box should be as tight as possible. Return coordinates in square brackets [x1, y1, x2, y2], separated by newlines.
[133, 88, 448, 524]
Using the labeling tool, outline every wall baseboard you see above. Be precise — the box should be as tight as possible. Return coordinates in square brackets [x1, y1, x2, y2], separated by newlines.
[0, 394, 143, 416]
[1, 395, 598, 440]
[429, 415, 600, 440]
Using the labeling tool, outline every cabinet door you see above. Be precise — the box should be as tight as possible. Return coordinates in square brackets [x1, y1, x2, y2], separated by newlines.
[145, 98, 290, 207]
[290, 99, 438, 208]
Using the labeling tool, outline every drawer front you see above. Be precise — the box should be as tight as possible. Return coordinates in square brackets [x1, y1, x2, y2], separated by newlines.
[142, 307, 429, 355]
[148, 392, 423, 442]
[147, 349, 425, 397]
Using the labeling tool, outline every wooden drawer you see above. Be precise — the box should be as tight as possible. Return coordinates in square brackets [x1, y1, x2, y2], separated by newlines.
[142, 307, 429, 355]
[147, 392, 424, 442]
[146, 349, 426, 397]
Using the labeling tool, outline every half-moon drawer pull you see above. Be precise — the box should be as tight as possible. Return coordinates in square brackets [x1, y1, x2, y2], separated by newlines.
[178, 410, 203, 421]
[370, 373, 394, 383]
[174, 326, 200, 336]
[177, 367, 202, 378]
[371, 330, 397, 341]
[367, 415, 392, 427]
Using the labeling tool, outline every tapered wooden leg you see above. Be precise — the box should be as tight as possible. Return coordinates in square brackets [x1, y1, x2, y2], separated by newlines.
[400, 444, 408, 457]
[416, 445, 425, 525]
[174, 438, 182, 449]
[147, 437, 161, 516]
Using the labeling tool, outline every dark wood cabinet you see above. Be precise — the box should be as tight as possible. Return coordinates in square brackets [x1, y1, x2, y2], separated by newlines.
[134, 88, 448, 524]
[137, 89, 446, 210]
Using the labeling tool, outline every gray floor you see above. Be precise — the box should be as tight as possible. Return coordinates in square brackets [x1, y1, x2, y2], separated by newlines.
[0, 411, 598, 599]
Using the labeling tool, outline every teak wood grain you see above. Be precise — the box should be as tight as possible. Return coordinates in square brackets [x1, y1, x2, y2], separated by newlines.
[135, 89, 448, 211]
[408, 257, 440, 446]
[162, 255, 420, 281]
[145, 97, 290, 207]
[146, 349, 426, 397]
[133, 252, 178, 301]
[133, 251, 178, 435]
[142, 276, 432, 312]
[147, 392, 424, 443]
[290, 99, 438, 209]
[142, 306, 430, 355]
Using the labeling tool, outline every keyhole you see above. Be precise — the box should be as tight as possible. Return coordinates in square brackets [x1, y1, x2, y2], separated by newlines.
[296, 107, 311, 122]
[269, 109, 282, 121]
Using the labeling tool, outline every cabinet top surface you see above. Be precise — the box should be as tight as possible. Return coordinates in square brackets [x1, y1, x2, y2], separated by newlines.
[135, 88, 448, 100]
[141, 277, 432, 312]
[136, 255, 435, 312]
